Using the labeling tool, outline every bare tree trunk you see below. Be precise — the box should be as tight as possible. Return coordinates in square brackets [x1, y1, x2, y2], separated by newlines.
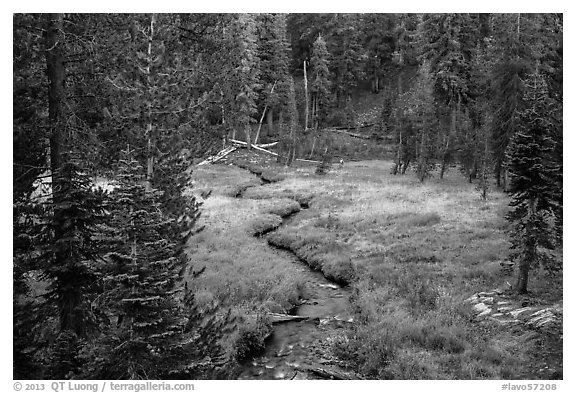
[254, 81, 277, 144]
[245, 126, 252, 150]
[46, 13, 66, 175]
[304, 60, 309, 130]
[145, 14, 157, 192]
[266, 108, 273, 138]
[309, 136, 317, 159]
[440, 105, 457, 179]
[516, 199, 535, 294]
[393, 129, 402, 175]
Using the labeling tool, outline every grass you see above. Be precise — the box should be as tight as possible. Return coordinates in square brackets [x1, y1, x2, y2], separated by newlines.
[187, 157, 562, 379]
[186, 165, 308, 358]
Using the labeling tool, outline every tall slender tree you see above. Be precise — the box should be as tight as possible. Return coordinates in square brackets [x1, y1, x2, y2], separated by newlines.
[229, 14, 261, 148]
[309, 35, 331, 129]
[505, 72, 560, 294]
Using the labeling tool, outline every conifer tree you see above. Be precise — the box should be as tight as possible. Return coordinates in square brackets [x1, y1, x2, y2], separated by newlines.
[328, 14, 366, 107]
[310, 35, 331, 129]
[230, 14, 261, 148]
[256, 13, 291, 139]
[391, 62, 437, 180]
[86, 148, 187, 378]
[40, 155, 108, 337]
[505, 72, 560, 294]
[82, 147, 233, 379]
[420, 13, 476, 179]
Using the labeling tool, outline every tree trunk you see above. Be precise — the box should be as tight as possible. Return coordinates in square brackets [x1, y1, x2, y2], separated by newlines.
[46, 13, 86, 336]
[516, 199, 536, 294]
[394, 129, 402, 175]
[495, 160, 502, 188]
[266, 108, 273, 137]
[309, 136, 317, 159]
[441, 106, 457, 179]
[245, 126, 252, 150]
[46, 13, 66, 175]
[372, 72, 380, 94]
[304, 60, 309, 130]
[145, 14, 157, 192]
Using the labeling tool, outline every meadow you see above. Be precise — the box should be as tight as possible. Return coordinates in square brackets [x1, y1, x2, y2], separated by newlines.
[187, 156, 562, 379]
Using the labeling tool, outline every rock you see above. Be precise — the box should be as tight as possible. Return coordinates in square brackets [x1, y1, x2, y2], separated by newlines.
[497, 301, 511, 305]
[473, 303, 490, 313]
[268, 313, 310, 324]
[498, 306, 514, 312]
[277, 345, 293, 357]
[478, 291, 496, 297]
[478, 308, 492, 318]
[465, 295, 480, 303]
[318, 283, 339, 290]
[265, 364, 275, 369]
[509, 307, 534, 318]
[491, 313, 504, 317]
[483, 297, 495, 305]
[274, 371, 286, 379]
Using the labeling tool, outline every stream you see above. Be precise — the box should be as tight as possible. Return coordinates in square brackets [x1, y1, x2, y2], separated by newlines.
[234, 169, 356, 380]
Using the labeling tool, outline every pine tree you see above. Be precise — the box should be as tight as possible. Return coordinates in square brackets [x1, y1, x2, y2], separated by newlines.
[391, 61, 437, 180]
[82, 147, 233, 379]
[505, 72, 560, 294]
[86, 148, 186, 378]
[310, 35, 331, 129]
[255, 13, 291, 140]
[328, 14, 366, 107]
[489, 14, 541, 189]
[230, 14, 261, 148]
[39, 155, 108, 337]
[420, 13, 476, 179]
[279, 76, 300, 166]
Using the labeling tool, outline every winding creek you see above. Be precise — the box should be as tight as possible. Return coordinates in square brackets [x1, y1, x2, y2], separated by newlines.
[233, 166, 357, 380]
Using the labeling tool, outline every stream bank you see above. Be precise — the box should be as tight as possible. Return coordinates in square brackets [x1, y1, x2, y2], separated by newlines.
[227, 161, 359, 380]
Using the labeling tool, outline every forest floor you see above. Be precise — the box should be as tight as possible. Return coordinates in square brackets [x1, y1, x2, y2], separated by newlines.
[186, 148, 563, 380]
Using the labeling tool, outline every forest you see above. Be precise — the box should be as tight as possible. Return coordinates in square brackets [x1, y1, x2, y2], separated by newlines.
[13, 13, 562, 380]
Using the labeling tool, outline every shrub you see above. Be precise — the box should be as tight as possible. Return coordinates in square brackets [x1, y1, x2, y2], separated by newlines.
[235, 314, 272, 361]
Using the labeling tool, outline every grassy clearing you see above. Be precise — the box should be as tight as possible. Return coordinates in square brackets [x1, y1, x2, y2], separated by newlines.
[188, 157, 561, 378]
[221, 158, 560, 379]
[186, 165, 308, 358]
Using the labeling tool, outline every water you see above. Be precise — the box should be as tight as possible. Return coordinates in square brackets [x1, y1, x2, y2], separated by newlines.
[234, 164, 357, 380]
[237, 247, 354, 380]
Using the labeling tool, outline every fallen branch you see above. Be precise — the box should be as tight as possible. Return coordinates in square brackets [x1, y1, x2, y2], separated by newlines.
[295, 158, 322, 164]
[254, 80, 278, 144]
[292, 364, 364, 380]
[230, 139, 279, 156]
[197, 146, 237, 166]
[268, 313, 309, 324]
[257, 141, 279, 148]
[323, 128, 371, 140]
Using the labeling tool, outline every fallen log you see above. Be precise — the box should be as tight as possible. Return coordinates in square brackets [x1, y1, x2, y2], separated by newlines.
[268, 313, 309, 324]
[230, 139, 279, 156]
[323, 128, 371, 140]
[197, 146, 237, 166]
[292, 364, 364, 380]
[295, 158, 322, 164]
[257, 141, 279, 148]
[229, 139, 322, 164]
